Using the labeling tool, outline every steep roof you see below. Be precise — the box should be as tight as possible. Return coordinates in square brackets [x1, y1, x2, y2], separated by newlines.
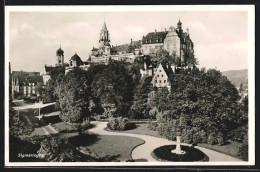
[142, 31, 167, 44]
[112, 44, 129, 52]
[161, 64, 174, 77]
[12, 71, 43, 84]
[70, 53, 83, 65]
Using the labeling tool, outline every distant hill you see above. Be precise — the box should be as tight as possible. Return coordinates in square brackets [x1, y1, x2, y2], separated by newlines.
[222, 69, 248, 88]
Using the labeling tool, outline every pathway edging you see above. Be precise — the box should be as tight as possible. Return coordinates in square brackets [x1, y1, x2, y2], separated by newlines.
[89, 121, 242, 162]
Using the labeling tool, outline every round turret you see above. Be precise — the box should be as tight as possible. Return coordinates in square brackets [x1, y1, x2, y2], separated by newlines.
[56, 47, 64, 55]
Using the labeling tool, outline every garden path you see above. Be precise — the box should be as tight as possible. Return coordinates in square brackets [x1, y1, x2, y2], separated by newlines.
[89, 121, 243, 162]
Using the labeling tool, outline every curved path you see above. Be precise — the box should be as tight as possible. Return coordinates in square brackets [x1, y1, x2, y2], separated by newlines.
[89, 121, 242, 162]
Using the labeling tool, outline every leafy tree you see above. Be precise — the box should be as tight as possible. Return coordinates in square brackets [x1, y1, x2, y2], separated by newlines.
[131, 75, 153, 119]
[55, 68, 91, 123]
[35, 82, 44, 96]
[44, 66, 65, 103]
[37, 136, 96, 162]
[91, 62, 134, 117]
[183, 50, 198, 67]
[150, 47, 173, 65]
[152, 68, 242, 145]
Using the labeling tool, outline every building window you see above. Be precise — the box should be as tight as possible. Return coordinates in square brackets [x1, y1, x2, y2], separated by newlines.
[164, 80, 166, 83]
[155, 80, 157, 83]
[159, 80, 161, 83]
[162, 74, 163, 77]
[159, 70, 161, 72]
[157, 75, 159, 77]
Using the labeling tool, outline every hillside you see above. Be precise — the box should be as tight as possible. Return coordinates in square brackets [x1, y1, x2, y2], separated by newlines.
[222, 69, 248, 88]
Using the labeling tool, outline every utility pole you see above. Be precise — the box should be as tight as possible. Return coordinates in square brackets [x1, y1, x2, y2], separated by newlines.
[17, 106, 19, 124]
[38, 105, 41, 121]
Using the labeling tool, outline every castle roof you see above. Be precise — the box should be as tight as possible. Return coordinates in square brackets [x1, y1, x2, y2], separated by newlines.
[112, 44, 129, 52]
[142, 31, 167, 44]
[70, 53, 83, 65]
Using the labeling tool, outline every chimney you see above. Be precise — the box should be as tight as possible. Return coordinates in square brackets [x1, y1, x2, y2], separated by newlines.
[155, 29, 157, 34]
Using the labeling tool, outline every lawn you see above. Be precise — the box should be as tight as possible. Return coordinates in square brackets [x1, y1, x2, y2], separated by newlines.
[107, 122, 242, 160]
[69, 134, 145, 162]
[51, 122, 78, 133]
[197, 141, 242, 159]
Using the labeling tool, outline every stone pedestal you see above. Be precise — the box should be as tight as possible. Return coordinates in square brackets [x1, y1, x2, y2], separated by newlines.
[171, 136, 186, 155]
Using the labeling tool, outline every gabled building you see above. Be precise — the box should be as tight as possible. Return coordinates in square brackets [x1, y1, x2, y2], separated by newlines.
[12, 71, 43, 98]
[65, 53, 90, 74]
[152, 63, 176, 91]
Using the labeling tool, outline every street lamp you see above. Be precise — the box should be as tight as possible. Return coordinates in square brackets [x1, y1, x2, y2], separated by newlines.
[17, 106, 19, 124]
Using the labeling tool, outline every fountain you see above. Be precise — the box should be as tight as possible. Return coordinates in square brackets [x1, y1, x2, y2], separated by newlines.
[171, 136, 186, 154]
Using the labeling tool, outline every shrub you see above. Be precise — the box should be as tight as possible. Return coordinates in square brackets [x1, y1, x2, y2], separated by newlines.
[217, 132, 225, 145]
[238, 135, 248, 161]
[107, 117, 135, 131]
[148, 121, 158, 131]
[228, 125, 247, 143]
[193, 130, 207, 144]
[207, 132, 218, 145]
[80, 120, 92, 131]
[181, 129, 193, 144]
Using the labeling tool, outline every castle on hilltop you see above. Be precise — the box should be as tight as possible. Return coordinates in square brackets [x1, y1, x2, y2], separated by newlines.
[90, 19, 194, 67]
[43, 19, 195, 91]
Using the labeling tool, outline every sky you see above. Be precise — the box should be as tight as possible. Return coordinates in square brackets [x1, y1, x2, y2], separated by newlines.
[8, 9, 249, 73]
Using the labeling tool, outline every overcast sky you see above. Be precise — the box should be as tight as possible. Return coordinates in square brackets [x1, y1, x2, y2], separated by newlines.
[8, 10, 248, 73]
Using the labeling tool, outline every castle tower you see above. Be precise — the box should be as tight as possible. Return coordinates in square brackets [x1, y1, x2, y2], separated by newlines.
[177, 19, 183, 32]
[99, 21, 110, 50]
[56, 45, 64, 66]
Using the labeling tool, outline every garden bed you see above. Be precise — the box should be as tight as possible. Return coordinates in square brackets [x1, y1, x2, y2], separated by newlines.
[152, 145, 209, 162]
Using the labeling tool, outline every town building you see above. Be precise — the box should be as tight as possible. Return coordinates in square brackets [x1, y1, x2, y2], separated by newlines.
[11, 71, 43, 98]
[152, 63, 175, 91]
[65, 53, 90, 74]
[142, 19, 194, 67]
